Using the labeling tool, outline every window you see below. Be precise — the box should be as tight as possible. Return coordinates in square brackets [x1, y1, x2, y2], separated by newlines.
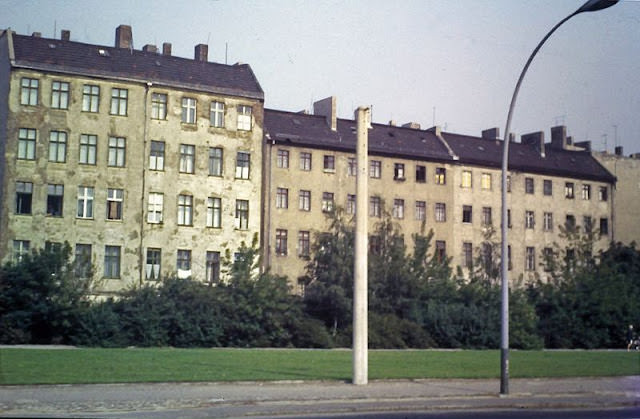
[583, 216, 593, 233]
[104, 245, 121, 278]
[543, 212, 553, 231]
[525, 177, 534, 194]
[461, 170, 472, 188]
[181, 97, 196, 123]
[236, 152, 250, 179]
[370, 160, 381, 178]
[393, 199, 404, 219]
[146, 248, 161, 281]
[13, 240, 30, 263]
[462, 205, 473, 223]
[237, 105, 252, 131]
[347, 194, 356, 215]
[82, 85, 100, 112]
[16, 181, 33, 214]
[565, 214, 576, 232]
[18, 128, 36, 160]
[276, 229, 288, 256]
[482, 207, 492, 226]
[435, 202, 446, 222]
[582, 184, 591, 200]
[508, 245, 513, 271]
[298, 231, 310, 257]
[507, 209, 512, 228]
[276, 188, 289, 209]
[599, 186, 608, 202]
[565, 182, 575, 199]
[482, 243, 493, 272]
[47, 184, 64, 217]
[277, 149, 290, 169]
[525, 247, 536, 271]
[435, 240, 447, 262]
[108, 136, 126, 167]
[481, 173, 492, 190]
[543, 179, 553, 196]
[51, 81, 69, 109]
[525, 210, 535, 229]
[394, 163, 405, 180]
[210, 101, 225, 127]
[79, 134, 97, 165]
[369, 235, 381, 255]
[74, 244, 92, 278]
[434, 167, 446, 185]
[348, 157, 357, 176]
[463, 242, 473, 269]
[300, 152, 312, 171]
[45, 131, 66, 164]
[415, 201, 426, 221]
[107, 188, 123, 220]
[322, 192, 334, 212]
[151, 93, 167, 120]
[207, 197, 222, 228]
[235, 199, 249, 230]
[416, 165, 426, 183]
[110, 88, 128, 116]
[506, 175, 512, 193]
[206, 251, 221, 283]
[299, 190, 311, 211]
[147, 192, 163, 223]
[543, 247, 554, 271]
[599, 218, 609, 236]
[179, 144, 195, 173]
[369, 196, 381, 218]
[177, 194, 193, 226]
[208, 147, 223, 176]
[77, 186, 94, 219]
[177, 249, 192, 273]
[323, 155, 335, 171]
[150, 141, 165, 170]
[20, 77, 38, 105]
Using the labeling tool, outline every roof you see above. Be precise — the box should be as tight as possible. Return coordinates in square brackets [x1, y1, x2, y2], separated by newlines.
[6, 32, 263, 100]
[265, 109, 616, 184]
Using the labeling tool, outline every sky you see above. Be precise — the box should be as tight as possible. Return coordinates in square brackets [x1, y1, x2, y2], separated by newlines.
[2, 0, 639, 153]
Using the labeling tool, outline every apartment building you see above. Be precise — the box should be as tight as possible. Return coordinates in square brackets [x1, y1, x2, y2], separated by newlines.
[263, 98, 616, 287]
[0, 27, 264, 295]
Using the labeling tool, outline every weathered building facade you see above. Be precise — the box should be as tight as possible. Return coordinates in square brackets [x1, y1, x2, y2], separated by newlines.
[0, 27, 264, 294]
[263, 98, 617, 287]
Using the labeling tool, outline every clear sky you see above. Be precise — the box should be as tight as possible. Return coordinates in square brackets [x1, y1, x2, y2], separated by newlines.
[2, 0, 639, 153]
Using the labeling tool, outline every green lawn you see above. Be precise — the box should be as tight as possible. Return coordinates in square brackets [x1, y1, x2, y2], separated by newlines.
[1, 348, 638, 385]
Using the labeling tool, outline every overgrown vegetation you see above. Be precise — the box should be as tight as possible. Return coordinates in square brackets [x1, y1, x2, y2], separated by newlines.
[1, 213, 639, 349]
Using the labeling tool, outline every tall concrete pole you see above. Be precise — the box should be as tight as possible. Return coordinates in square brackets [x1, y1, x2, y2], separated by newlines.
[353, 106, 370, 385]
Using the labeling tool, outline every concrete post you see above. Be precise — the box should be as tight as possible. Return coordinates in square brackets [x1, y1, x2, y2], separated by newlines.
[353, 106, 370, 385]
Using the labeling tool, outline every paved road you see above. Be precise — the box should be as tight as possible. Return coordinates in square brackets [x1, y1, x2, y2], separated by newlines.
[1, 376, 638, 417]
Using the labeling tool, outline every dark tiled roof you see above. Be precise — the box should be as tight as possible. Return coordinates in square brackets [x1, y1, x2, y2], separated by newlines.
[9, 33, 263, 100]
[265, 109, 615, 183]
[264, 109, 454, 163]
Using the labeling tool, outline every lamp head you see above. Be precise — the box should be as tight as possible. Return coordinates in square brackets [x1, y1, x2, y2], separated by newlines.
[576, 0, 619, 14]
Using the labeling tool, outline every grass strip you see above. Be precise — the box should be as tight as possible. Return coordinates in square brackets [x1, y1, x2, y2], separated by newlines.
[1, 348, 637, 385]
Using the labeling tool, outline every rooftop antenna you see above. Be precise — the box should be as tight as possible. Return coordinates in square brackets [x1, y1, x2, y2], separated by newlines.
[602, 133, 608, 153]
[613, 124, 618, 148]
[225, 42, 228, 65]
[432, 106, 436, 127]
[554, 114, 566, 125]
[53, 20, 56, 38]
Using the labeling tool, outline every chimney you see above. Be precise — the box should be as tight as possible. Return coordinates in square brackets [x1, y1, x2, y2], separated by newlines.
[143, 44, 158, 53]
[482, 127, 500, 140]
[551, 125, 568, 150]
[195, 44, 208, 62]
[615, 146, 624, 156]
[32, 32, 41, 38]
[162, 42, 172, 56]
[402, 122, 421, 130]
[313, 96, 337, 131]
[389, 120, 396, 127]
[574, 140, 592, 151]
[521, 131, 545, 157]
[61, 30, 70, 41]
[115, 24, 133, 49]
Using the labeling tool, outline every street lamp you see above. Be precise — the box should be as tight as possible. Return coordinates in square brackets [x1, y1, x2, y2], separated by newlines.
[500, 0, 618, 395]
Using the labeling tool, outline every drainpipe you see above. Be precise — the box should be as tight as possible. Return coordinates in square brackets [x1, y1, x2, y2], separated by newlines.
[139, 82, 151, 285]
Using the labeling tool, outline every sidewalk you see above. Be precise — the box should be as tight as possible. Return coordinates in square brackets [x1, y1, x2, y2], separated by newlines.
[1, 376, 639, 417]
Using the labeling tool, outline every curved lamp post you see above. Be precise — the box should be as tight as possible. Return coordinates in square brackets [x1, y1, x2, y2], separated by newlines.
[500, 0, 618, 395]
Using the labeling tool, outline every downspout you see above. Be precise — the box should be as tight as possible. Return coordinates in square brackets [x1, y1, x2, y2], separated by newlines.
[139, 82, 151, 285]
[262, 134, 274, 271]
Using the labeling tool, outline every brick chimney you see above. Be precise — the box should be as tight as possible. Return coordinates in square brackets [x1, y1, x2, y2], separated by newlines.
[521, 131, 545, 157]
[482, 127, 500, 140]
[313, 96, 337, 131]
[115, 24, 133, 49]
[162, 42, 172, 56]
[61, 30, 70, 41]
[195, 44, 208, 62]
[143, 44, 158, 53]
[551, 125, 568, 150]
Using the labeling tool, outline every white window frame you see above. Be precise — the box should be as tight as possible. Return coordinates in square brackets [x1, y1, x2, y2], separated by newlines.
[207, 197, 222, 228]
[107, 188, 124, 220]
[210, 101, 225, 127]
[237, 105, 252, 131]
[147, 192, 164, 224]
[77, 186, 94, 219]
[177, 194, 193, 226]
[182, 97, 197, 124]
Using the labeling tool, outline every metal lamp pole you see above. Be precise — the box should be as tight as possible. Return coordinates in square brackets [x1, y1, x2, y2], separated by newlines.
[500, 0, 618, 395]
